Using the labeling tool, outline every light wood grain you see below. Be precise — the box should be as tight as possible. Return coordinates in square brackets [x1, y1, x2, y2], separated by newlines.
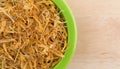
[66, 0, 120, 69]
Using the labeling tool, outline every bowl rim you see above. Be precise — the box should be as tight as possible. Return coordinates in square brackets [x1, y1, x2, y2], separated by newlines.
[52, 0, 77, 69]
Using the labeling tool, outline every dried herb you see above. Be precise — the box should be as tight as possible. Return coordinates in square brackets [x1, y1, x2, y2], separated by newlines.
[0, 0, 67, 69]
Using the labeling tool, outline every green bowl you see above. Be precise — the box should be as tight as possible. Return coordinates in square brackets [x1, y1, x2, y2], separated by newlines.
[52, 0, 77, 69]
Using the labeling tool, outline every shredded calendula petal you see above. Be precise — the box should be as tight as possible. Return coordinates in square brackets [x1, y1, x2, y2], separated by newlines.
[0, 0, 67, 69]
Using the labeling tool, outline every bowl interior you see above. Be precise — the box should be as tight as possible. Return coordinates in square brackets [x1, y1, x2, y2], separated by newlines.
[52, 0, 77, 69]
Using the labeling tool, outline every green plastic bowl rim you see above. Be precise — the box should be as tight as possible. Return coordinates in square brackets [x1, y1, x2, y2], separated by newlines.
[52, 0, 77, 69]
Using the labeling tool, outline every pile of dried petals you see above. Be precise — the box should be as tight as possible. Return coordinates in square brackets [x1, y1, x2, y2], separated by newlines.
[0, 0, 67, 69]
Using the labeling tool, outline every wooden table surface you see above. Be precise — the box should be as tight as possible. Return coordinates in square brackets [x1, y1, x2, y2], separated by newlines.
[66, 0, 120, 69]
